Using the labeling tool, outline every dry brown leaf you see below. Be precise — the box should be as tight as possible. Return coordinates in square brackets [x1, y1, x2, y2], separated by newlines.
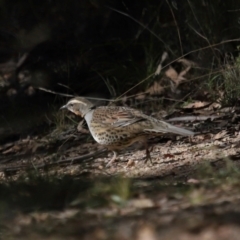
[187, 178, 201, 184]
[177, 58, 196, 67]
[126, 159, 135, 167]
[2, 145, 21, 154]
[15, 214, 32, 226]
[165, 59, 193, 87]
[31, 212, 49, 222]
[178, 66, 191, 82]
[0, 142, 14, 152]
[136, 225, 157, 240]
[165, 66, 187, 87]
[214, 130, 228, 140]
[127, 198, 154, 208]
[31, 143, 43, 153]
[145, 81, 164, 95]
[164, 140, 172, 147]
[135, 92, 146, 100]
[165, 66, 179, 82]
[207, 102, 222, 110]
[54, 209, 79, 219]
[183, 101, 211, 109]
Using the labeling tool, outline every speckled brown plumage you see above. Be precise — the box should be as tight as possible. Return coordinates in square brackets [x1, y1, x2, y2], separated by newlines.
[61, 97, 194, 166]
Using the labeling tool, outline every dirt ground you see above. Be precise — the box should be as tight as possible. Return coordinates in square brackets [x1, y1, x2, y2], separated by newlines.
[1, 104, 240, 239]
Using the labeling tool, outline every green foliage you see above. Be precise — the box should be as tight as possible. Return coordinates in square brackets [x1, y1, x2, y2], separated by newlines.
[0, 173, 132, 212]
[221, 50, 240, 105]
[195, 158, 240, 185]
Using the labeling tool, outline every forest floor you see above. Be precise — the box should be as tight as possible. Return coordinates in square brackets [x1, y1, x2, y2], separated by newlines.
[1, 103, 240, 239]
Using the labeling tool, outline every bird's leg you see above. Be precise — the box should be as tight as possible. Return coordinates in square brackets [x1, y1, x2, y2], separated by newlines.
[144, 142, 153, 164]
[145, 148, 152, 164]
[106, 150, 118, 167]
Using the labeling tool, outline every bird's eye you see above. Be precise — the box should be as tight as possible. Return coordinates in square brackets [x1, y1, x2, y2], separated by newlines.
[69, 103, 74, 108]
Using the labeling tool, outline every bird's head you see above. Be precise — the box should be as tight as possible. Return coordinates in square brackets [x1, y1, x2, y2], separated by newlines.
[60, 97, 95, 117]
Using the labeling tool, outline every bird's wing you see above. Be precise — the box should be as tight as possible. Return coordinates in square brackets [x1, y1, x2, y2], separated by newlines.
[96, 106, 147, 127]
[94, 106, 194, 136]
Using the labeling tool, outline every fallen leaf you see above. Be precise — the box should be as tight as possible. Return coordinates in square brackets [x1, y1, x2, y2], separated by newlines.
[146, 81, 164, 95]
[127, 198, 154, 208]
[214, 130, 228, 140]
[177, 58, 196, 67]
[165, 66, 179, 82]
[187, 178, 201, 184]
[2, 145, 21, 154]
[183, 101, 211, 109]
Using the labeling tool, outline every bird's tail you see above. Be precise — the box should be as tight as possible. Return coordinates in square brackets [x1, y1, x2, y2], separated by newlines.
[162, 124, 194, 136]
[145, 121, 194, 136]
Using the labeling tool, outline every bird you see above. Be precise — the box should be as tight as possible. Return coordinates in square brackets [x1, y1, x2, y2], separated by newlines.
[60, 97, 194, 166]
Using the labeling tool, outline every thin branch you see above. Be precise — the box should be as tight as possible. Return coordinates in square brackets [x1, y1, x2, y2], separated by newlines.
[0, 149, 107, 173]
[106, 6, 174, 54]
[166, 0, 183, 55]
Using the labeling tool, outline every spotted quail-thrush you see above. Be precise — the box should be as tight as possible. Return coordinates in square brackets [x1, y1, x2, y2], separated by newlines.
[61, 97, 194, 166]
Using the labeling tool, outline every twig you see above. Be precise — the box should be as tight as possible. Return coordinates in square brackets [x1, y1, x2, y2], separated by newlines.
[37, 87, 75, 97]
[0, 149, 107, 173]
[37, 87, 111, 102]
[54, 148, 107, 164]
[167, 115, 221, 122]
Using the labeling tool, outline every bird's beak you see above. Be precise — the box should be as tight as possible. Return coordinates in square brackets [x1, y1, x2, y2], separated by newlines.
[60, 104, 67, 110]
